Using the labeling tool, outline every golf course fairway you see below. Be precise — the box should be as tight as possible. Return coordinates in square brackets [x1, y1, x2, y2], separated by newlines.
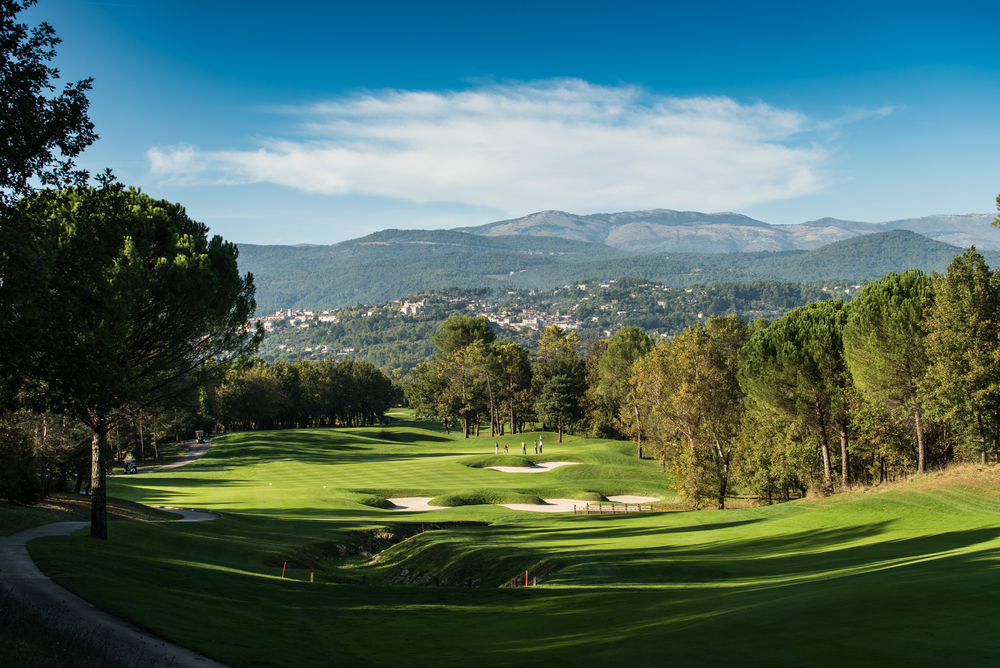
[27, 415, 1000, 667]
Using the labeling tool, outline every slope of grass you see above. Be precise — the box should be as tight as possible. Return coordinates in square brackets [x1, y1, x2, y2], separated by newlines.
[0, 494, 176, 538]
[26, 418, 1000, 668]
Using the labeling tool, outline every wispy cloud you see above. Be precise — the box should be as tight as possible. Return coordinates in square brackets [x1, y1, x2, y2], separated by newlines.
[147, 79, 878, 214]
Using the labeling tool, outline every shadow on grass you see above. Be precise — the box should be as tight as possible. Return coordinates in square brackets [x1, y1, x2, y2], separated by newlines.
[33, 519, 1000, 668]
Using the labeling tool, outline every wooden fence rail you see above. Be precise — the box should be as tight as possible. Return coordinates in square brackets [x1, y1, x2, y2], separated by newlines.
[573, 503, 653, 515]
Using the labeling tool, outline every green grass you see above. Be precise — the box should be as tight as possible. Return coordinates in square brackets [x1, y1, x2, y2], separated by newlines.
[24, 414, 1000, 667]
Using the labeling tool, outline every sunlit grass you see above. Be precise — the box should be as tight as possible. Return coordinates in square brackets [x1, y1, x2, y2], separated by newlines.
[27, 415, 1000, 668]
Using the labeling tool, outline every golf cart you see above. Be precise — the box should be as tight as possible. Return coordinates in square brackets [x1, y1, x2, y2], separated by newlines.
[195, 430, 205, 444]
[123, 457, 138, 474]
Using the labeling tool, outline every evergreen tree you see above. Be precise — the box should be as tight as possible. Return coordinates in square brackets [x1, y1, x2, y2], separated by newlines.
[738, 301, 851, 493]
[844, 269, 934, 471]
[922, 248, 1000, 464]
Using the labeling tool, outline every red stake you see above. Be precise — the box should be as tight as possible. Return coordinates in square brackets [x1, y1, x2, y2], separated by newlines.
[525, 571, 528, 587]
[422, 523, 425, 533]
[282, 562, 287, 578]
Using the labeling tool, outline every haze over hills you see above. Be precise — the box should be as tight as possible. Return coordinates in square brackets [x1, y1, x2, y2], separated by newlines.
[238, 228, 999, 313]
[455, 209, 999, 253]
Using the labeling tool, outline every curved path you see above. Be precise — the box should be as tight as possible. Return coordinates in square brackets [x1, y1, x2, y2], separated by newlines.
[136, 439, 212, 474]
[0, 507, 227, 668]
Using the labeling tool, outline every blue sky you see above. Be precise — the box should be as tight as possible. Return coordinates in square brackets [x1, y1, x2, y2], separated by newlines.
[33, 0, 1000, 245]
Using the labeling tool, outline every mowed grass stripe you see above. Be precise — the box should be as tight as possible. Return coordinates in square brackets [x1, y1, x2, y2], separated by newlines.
[28, 414, 1000, 668]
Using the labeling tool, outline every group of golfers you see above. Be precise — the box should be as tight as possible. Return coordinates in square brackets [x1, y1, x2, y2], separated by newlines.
[495, 437, 543, 455]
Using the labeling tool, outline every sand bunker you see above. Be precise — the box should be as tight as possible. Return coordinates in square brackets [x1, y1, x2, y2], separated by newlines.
[386, 495, 660, 513]
[606, 495, 660, 503]
[499, 498, 583, 512]
[484, 461, 580, 473]
[387, 497, 446, 511]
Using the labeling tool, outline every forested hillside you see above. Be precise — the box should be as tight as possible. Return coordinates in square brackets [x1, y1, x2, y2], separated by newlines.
[257, 280, 855, 370]
[240, 229, 997, 313]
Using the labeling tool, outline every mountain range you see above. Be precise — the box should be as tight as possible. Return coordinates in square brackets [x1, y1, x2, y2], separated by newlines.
[238, 225, 1000, 314]
[455, 210, 999, 253]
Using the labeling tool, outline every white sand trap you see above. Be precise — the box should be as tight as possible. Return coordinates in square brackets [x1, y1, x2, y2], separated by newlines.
[484, 461, 580, 473]
[500, 498, 582, 513]
[606, 495, 660, 503]
[387, 497, 446, 511]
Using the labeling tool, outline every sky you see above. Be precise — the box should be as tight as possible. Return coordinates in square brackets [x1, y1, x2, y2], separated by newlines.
[29, 0, 1000, 245]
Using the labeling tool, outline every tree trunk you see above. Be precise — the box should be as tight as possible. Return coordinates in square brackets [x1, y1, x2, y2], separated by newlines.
[462, 418, 469, 438]
[978, 414, 987, 465]
[816, 406, 833, 494]
[714, 440, 729, 510]
[90, 421, 109, 539]
[914, 406, 926, 472]
[717, 471, 727, 510]
[38, 416, 49, 501]
[633, 402, 642, 459]
[138, 412, 145, 464]
[486, 377, 495, 437]
[510, 396, 516, 436]
[39, 459, 50, 502]
[839, 424, 849, 487]
[73, 455, 86, 494]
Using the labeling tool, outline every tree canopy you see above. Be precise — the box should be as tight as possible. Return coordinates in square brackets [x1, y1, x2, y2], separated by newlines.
[0, 0, 96, 204]
[844, 269, 933, 470]
[8, 184, 261, 537]
[738, 301, 850, 492]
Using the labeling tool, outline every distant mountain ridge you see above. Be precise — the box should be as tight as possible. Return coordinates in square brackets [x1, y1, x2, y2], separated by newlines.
[454, 209, 999, 253]
[238, 228, 1000, 313]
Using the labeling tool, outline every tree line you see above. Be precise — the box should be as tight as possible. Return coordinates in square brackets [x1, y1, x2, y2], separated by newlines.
[406, 247, 1000, 509]
[210, 358, 399, 432]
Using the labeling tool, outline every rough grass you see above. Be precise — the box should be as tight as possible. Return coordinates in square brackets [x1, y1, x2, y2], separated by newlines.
[0, 589, 140, 668]
[24, 416, 1000, 668]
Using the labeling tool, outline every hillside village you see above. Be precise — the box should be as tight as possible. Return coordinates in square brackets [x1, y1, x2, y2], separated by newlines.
[256, 278, 863, 370]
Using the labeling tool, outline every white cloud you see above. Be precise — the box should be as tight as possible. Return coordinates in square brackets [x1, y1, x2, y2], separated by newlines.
[147, 79, 862, 214]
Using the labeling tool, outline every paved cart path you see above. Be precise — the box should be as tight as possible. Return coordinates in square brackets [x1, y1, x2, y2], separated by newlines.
[137, 440, 212, 474]
[0, 507, 227, 668]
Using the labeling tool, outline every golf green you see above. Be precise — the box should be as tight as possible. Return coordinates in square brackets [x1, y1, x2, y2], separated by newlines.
[28, 415, 1000, 667]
